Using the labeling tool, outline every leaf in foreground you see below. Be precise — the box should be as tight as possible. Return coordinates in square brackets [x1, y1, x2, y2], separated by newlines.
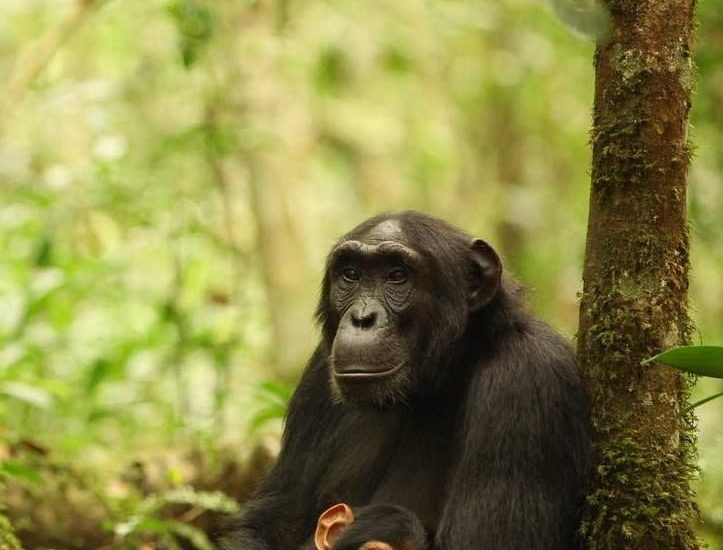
[644, 346, 723, 378]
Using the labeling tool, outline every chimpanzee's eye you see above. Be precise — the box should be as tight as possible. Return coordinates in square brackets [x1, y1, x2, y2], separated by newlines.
[387, 269, 407, 284]
[342, 268, 360, 282]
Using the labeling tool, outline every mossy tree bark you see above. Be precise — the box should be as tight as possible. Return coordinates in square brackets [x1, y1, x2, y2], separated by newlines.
[577, 1, 699, 549]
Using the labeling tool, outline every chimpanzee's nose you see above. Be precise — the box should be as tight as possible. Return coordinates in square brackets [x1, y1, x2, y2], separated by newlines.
[350, 307, 378, 330]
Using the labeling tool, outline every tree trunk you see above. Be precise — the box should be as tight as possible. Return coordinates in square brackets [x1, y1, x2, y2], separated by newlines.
[237, 3, 316, 381]
[577, 1, 699, 549]
[246, 156, 313, 380]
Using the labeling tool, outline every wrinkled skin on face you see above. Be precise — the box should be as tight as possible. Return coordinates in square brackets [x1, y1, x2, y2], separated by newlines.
[322, 218, 501, 405]
[328, 226, 418, 403]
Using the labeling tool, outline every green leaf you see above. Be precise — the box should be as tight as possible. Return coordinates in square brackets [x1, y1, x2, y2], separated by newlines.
[115, 516, 168, 537]
[644, 346, 723, 378]
[256, 381, 293, 405]
[160, 487, 240, 514]
[684, 391, 723, 413]
[167, 0, 215, 68]
[315, 46, 351, 92]
[1, 460, 43, 484]
[248, 381, 292, 432]
[167, 521, 215, 550]
[0, 382, 54, 409]
[249, 404, 286, 433]
[34, 235, 54, 267]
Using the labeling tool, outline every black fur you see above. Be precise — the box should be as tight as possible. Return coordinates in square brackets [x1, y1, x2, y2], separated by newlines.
[219, 211, 590, 550]
[332, 505, 429, 550]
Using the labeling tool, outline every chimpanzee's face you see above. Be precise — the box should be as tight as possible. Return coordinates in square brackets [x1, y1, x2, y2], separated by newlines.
[327, 220, 420, 405]
[321, 216, 502, 406]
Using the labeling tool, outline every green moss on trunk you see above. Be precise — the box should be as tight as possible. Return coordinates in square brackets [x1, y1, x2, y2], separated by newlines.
[577, 0, 699, 549]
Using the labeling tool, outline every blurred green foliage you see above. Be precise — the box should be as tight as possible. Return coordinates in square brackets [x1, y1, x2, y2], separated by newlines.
[0, 0, 721, 546]
[113, 486, 239, 548]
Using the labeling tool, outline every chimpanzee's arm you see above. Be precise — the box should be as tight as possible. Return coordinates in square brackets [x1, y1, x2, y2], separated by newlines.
[218, 347, 338, 550]
[434, 323, 590, 550]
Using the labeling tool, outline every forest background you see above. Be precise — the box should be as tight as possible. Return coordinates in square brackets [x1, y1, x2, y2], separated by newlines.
[0, 0, 721, 548]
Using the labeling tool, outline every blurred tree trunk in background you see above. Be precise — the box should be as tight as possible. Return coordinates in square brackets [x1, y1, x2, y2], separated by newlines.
[247, 156, 312, 380]
[239, 5, 315, 381]
[577, 0, 699, 549]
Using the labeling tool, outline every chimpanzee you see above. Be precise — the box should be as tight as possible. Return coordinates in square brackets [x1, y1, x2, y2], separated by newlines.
[219, 211, 590, 550]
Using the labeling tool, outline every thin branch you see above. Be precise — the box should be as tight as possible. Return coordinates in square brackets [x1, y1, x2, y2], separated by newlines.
[0, 0, 106, 133]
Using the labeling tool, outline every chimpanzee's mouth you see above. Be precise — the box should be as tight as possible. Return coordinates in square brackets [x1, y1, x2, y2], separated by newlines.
[333, 361, 405, 379]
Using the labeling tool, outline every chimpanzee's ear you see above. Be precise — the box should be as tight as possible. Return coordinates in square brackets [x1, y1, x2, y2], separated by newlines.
[468, 239, 502, 312]
[314, 503, 355, 550]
